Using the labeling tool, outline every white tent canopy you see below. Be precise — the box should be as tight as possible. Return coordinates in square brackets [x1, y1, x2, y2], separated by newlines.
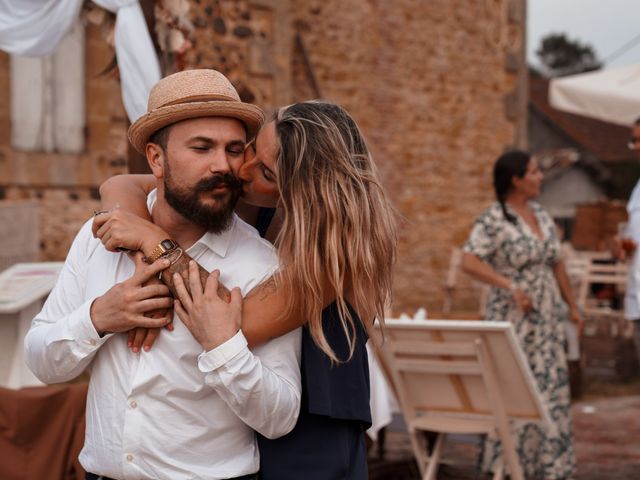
[549, 64, 640, 127]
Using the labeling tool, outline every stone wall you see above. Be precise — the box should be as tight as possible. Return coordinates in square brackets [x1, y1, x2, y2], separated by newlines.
[0, 0, 527, 314]
[0, 22, 128, 261]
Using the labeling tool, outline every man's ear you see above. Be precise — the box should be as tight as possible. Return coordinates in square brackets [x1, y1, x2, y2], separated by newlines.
[146, 143, 164, 179]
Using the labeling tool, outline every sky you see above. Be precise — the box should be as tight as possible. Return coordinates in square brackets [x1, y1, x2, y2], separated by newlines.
[528, 0, 640, 69]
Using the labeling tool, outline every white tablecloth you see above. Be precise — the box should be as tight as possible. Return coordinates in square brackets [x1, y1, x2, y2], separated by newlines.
[0, 262, 63, 388]
[366, 341, 397, 441]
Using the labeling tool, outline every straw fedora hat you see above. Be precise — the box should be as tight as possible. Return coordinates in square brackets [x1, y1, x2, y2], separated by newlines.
[128, 69, 265, 154]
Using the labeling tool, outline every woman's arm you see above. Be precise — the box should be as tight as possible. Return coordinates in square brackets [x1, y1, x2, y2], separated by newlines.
[461, 252, 511, 290]
[95, 175, 176, 349]
[461, 252, 532, 313]
[553, 260, 584, 334]
[242, 277, 304, 346]
[99, 174, 156, 220]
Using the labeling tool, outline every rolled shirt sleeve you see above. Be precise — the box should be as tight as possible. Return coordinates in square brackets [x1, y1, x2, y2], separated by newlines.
[198, 322, 302, 439]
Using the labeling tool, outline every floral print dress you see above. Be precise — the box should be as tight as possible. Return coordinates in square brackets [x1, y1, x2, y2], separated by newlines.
[463, 201, 576, 480]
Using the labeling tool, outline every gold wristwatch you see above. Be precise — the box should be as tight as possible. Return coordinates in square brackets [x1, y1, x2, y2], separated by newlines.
[144, 238, 178, 264]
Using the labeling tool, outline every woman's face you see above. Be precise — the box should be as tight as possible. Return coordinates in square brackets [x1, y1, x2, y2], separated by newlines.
[512, 157, 544, 199]
[238, 121, 281, 208]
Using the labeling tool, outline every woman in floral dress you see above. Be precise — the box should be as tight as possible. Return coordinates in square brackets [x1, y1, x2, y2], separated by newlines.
[461, 150, 583, 480]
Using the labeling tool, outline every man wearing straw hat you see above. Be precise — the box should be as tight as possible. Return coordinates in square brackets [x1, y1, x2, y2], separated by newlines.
[25, 69, 301, 480]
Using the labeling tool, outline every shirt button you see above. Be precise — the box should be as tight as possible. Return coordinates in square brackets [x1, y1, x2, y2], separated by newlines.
[126, 454, 133, 462]
[130, 400, 138, 409]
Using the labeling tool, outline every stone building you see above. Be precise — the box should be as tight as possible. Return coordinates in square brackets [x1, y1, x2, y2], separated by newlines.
[0, 0, 527, 314]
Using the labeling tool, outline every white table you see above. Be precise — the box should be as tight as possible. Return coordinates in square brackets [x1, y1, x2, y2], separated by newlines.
[0, 262, 63, 388]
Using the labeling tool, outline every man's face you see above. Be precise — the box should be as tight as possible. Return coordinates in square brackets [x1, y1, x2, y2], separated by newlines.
[630, 124, 640, 157]
[160, 117, 246, 233]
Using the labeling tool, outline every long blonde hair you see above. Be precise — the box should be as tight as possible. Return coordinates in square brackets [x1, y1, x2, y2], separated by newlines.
[273, 100, 397, 361]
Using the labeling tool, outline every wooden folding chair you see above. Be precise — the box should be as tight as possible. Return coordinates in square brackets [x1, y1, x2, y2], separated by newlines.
[377, 319, 551, 480]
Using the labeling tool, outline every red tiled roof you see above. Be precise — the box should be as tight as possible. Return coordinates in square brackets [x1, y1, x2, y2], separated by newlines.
[529, 73, 633, 163]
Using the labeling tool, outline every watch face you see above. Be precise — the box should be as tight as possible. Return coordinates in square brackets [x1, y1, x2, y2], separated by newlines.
[161, 239, 177, 250]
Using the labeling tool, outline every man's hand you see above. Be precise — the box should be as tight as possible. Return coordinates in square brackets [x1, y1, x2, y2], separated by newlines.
[90, 258, 173, 336]
[173, 261, 242, 351]
[93, 209, 168, 254]
[125, 254, 174, 353]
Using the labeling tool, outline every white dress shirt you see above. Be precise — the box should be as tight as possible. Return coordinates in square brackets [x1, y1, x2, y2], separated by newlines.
[625, 180, 640, 320]
[25, 193, 301, 480]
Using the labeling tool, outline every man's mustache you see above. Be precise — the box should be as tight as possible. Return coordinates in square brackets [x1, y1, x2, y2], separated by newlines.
[196, 173, 242, 192]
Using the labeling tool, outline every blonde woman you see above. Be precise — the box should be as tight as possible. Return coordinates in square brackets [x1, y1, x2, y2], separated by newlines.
[94, 100, 397, 479]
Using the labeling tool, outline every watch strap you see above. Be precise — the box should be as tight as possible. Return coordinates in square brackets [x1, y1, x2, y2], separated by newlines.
[144, 239, 178, 264]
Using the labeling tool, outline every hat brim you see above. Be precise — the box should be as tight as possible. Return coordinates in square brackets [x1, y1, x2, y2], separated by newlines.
[128, 101, 265, 154]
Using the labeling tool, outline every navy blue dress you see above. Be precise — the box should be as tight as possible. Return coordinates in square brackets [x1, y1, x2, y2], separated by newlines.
[255, 207, 276, 239]
[257, 302, 371, 479]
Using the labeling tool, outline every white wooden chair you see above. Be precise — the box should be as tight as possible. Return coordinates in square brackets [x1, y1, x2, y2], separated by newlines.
[575, 260, 632, 342]
[561, 243, 614, 295]
[576, 262, 628, 314]
[376, 319, 550, 480]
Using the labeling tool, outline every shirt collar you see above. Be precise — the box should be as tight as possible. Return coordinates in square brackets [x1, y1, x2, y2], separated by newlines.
[147, 189, 236, 259]
[188, 215, 236, 259]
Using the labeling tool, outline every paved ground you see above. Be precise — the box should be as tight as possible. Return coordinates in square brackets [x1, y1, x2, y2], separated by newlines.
[368, 377, 640, 479]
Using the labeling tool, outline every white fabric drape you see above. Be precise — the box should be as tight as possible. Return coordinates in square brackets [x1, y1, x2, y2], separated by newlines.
[0, 0, 161, 123]
[0, 0, 84, 56]
[92, 0, 161, 122]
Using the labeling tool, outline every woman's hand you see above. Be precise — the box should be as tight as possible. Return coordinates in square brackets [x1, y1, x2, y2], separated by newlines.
[92, 209, 168, 254]
[173, 261, 243, 351]
[511, 287, 533, 313]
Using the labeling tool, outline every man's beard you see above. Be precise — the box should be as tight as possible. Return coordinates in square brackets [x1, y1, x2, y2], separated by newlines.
[163, 159, 242, 234]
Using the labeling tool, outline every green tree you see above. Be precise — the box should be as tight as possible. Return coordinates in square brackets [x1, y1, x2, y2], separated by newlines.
[536, 33, 602, 77]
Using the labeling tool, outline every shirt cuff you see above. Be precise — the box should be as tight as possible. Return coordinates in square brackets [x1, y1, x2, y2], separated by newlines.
[63, 299, 113, 352]
[197, 330, 247, 372]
